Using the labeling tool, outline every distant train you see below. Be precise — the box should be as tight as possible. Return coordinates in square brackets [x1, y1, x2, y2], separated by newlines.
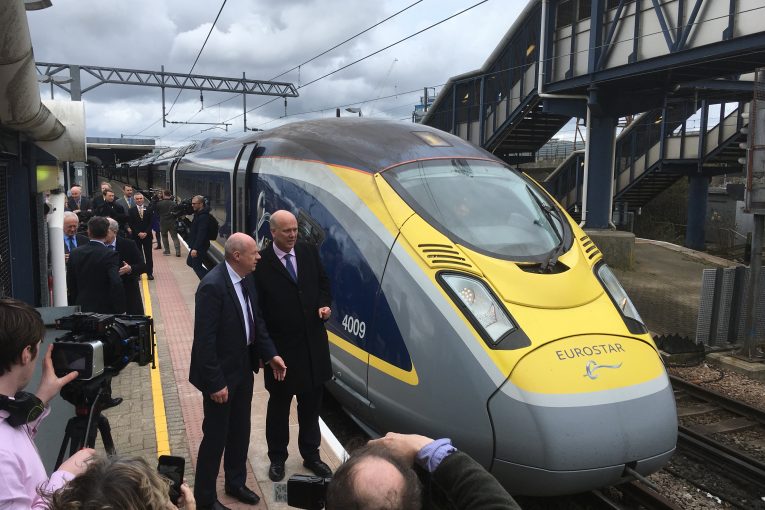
[123, 118, 677, 496]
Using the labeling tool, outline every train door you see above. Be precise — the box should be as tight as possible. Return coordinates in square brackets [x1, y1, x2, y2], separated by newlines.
[232, 143, 258, 235]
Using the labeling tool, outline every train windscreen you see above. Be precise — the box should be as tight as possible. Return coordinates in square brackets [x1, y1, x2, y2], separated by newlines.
[383, 159, 568, 260]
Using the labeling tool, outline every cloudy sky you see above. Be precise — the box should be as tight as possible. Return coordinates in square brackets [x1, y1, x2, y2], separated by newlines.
[27, 0, 526, 147]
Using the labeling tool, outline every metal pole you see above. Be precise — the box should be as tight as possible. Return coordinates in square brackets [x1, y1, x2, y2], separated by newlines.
[743, 213, 764, 358]
[161, 65, 166, 128]
[243, 71, 247, 132]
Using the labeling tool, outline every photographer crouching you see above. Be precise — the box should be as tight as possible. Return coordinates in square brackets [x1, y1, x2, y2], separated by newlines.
[0, 298, 93, 508]
[292, 432, 521, 510]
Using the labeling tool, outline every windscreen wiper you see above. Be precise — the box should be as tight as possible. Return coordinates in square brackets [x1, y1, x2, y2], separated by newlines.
[525, 185, 565, 272]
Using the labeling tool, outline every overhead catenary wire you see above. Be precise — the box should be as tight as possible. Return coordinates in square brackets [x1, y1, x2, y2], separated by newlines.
[162, 2, 765, 144]
[219, 0, 491, 127]
[166, 0, 424, 133]
[135, 0, 227, 135]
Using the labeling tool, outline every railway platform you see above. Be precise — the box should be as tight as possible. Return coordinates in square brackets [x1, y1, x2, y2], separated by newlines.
[32, 235, 760, 509]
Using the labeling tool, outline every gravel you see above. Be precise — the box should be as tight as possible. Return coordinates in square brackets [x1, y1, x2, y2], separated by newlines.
[650, 359, 765, 509]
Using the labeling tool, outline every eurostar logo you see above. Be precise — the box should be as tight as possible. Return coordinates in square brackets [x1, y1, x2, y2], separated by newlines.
[583, 359, 623, 380]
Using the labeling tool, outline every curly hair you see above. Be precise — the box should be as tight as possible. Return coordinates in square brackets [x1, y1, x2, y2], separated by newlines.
[44, 454, 173, 510]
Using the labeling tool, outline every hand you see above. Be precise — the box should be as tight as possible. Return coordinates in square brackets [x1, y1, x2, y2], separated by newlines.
[268, 356, 287, 381]
[191, 250, 198, 258]
[368, 433, 433, 466]
[127, 227, 132, 235]
[58, 448, 95, 476]
[174, 483, 195, 509]
[138, 232, 147, 239]
[35, 344, 79, 404]
[210, 386, 228, 404]
[119, 261, 131, 276]
[318, 307, 331, 320]
[65, 253, 70, 263]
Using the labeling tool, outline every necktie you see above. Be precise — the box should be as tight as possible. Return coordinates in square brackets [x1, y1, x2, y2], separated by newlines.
[67, 236, 75, 251]
[139, 207, 144, 219]
[239, 282, 257, 345]
[284, 253, 297, 282]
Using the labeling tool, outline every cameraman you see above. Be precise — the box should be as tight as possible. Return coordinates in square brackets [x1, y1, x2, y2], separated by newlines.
[44, 454, 195, 510]
[155, 189, 181, 257]
[0, 298, 94, 508]
[325, 433, 521, 510]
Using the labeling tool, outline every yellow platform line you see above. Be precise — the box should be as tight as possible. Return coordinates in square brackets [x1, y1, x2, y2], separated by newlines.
[142, 273, 171, 456]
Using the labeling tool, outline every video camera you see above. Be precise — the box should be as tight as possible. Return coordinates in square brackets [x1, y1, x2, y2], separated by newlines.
[287, 474, 331, 510]
[171, 198, 194, 219]
[52, 313, 154, 412]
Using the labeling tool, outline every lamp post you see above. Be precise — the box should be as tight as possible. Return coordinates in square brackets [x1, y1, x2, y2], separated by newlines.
[346, 107, 362, 117]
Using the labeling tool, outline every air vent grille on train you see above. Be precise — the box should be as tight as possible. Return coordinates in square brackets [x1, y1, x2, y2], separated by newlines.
[580, 235, 602, 261]
[416, 243, 480, 274]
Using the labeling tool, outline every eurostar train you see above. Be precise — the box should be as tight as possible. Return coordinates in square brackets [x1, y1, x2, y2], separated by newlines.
[136, 118, 678, 495]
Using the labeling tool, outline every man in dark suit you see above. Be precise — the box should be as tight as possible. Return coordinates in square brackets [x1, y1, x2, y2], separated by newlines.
[127, 192, 155, 279]
[106, 218, 146, 315]
[189, 233, 287, 510]
[187, 195, 211, 279]
[65, 185, 92, 215]
[95, 189, 128, 234]
[254, 210, 333, 483]
[63, 211, 89, 264]
[67, 216, 126, 314]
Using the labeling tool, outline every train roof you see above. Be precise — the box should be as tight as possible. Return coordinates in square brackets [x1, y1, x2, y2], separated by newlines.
[240, 118, 494, 174]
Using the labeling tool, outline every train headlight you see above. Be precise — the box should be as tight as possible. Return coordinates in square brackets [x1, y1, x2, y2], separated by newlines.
[440, 274, 515, 345]
[596, 263, 647, 334]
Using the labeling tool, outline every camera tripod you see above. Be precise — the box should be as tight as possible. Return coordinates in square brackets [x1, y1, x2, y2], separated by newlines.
[54, 375, 118, 469]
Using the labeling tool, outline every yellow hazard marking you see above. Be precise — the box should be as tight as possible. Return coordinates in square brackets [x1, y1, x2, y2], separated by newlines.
[142, 274, 171, 456]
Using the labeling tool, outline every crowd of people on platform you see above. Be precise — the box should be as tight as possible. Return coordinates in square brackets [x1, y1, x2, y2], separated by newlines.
[62, 182, 189, 315]
[0, 192, 522, 509]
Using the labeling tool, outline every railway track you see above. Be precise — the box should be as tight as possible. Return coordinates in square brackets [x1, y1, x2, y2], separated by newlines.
[670, 375, 765, 508]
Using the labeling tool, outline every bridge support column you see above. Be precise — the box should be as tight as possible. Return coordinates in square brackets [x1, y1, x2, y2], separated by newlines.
[582, 110, 616, 229]
[685, 174, 709, 251]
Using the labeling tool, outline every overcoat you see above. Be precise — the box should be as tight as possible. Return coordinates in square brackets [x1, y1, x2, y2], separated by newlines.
[254, 241, 332, 394]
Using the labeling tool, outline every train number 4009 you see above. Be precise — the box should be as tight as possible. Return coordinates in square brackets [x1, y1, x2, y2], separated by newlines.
[341, 314, 366, 339]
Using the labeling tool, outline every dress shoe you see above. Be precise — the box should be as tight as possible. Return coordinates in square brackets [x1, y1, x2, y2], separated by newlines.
[224, 485, 260, 505]
[196, 500, 231, 510]
[268, 462, 285, 482]
[154, 245, 162, 250]
[176, 252, 181, 257]
[163, 251, 171, 256]
[147, 274, 154, 280]
[303, 458, 332, 478]
[101, 397, 123, 410]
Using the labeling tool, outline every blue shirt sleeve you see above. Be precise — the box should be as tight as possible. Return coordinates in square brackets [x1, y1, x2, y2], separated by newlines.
[415, 438, 457, 473]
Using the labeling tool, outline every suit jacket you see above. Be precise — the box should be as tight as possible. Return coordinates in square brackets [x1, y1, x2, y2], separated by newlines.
[111, 236, 146, 315]
[116, 197, 135, 212]
[154, 199, 177, 229]
[127, 205, 155, 240]
[66, 241, 126, 313]
[95, 201, 127, 230]
[64, 233, 90, 255]
[66, 196, 92, 212]
[254, 242, 332, 394]
[188, 207, 211, 252]
[189, 263, 279, 395]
